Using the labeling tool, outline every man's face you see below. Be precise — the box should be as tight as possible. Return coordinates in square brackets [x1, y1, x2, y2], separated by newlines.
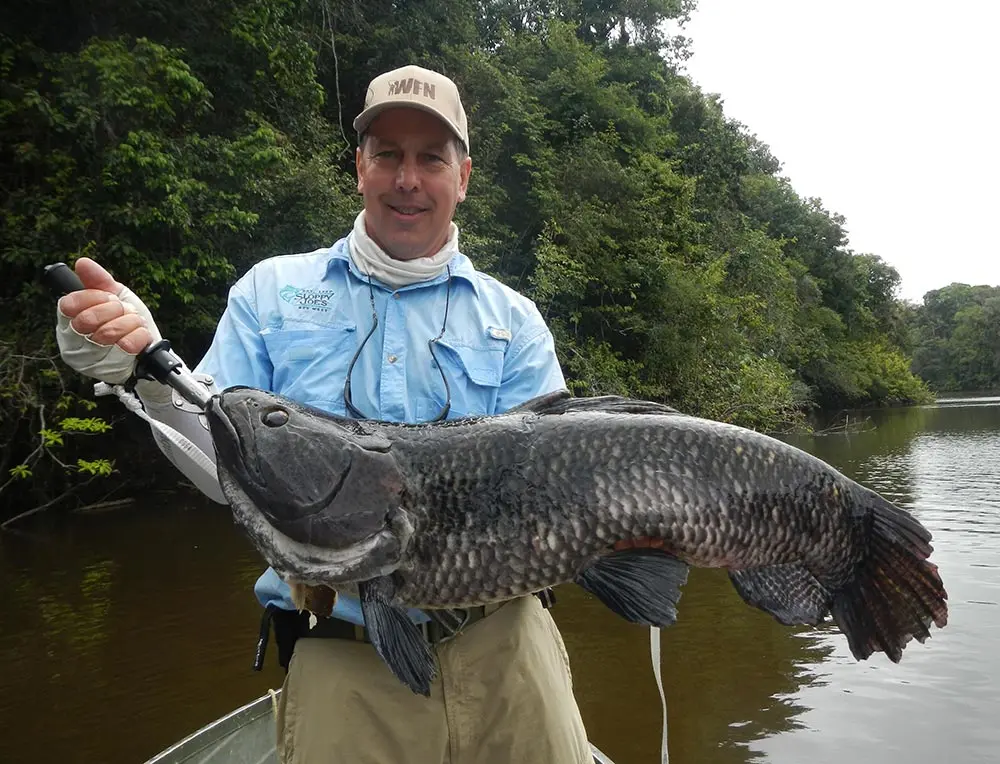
[356, 108, 472, 261]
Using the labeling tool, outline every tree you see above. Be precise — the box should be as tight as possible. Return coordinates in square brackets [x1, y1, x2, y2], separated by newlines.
[1, 0, 937, 515]
[909, 284, 1000, 392]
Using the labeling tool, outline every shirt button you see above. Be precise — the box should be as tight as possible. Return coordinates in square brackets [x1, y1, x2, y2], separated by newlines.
[393, 293, 401, 299]
[388, 354, 398, 364]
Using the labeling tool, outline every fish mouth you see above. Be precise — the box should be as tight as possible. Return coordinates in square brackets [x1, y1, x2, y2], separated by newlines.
[206, 389, 412, 581]
[241, 496, 414, 586]
[207, 389, 399, 547]
[205, 394, 245, 470]
[206, 393, 294, 494]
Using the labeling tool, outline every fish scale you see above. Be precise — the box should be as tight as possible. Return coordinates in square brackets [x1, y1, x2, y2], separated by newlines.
[376, 410, 855, 606]
[207, 387, 949, 696]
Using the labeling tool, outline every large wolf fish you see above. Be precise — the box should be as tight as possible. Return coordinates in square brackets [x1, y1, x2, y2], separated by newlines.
[205, 387, 948, 695]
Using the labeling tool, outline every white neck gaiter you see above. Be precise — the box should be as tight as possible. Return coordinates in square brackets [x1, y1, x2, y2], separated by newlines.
[348, 211, 458, 288]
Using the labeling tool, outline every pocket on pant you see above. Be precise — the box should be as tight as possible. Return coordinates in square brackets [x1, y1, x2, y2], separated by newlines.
[276, 659, 298, 763]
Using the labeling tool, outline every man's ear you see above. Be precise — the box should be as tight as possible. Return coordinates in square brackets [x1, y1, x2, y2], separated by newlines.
[356, 146, 365, 194]
[457, 157, 472, 203]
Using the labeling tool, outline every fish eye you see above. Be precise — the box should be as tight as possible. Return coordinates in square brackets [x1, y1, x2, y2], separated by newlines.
[261, 408, 289, 427]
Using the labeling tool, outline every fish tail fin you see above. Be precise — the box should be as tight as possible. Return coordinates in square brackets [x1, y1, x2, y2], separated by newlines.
[830, 491, 948, 663]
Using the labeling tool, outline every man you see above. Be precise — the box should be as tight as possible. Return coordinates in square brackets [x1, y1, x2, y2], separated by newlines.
[55, 65, 593, 763]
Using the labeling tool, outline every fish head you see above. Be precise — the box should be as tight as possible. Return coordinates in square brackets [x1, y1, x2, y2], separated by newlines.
[205, 387, 412, 584]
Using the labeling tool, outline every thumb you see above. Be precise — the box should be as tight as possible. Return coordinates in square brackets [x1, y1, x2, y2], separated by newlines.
[74, 257, 125, 295]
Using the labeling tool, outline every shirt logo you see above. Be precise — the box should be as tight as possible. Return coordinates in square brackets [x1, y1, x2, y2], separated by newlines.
[279, 285, 335, 311]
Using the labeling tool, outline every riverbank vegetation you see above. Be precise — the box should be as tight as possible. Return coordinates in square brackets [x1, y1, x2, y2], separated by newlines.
[906, 284, 1000, 393]
[0, 0, 947, 511]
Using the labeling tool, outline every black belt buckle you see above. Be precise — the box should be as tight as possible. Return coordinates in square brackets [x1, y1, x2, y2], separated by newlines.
[424, 608, 472, 644]
[419, 620, 436, 643]
[535, 588, 557, 609]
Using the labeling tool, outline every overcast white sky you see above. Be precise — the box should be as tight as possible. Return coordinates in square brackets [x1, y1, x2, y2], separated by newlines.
[679, 0, 999, 302]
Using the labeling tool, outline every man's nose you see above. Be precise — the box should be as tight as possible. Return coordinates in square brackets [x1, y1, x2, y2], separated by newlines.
[394, 156, 420, 191]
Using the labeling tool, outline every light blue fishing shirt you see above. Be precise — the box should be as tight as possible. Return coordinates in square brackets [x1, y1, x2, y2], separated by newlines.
[195, 235, 565, 625]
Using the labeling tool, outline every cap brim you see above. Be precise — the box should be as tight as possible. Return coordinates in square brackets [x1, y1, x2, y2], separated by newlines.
[353, 102, 467, 151]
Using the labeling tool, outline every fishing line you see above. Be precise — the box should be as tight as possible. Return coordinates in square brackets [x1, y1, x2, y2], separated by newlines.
[343, 272, 380, 419]
[426, 264, 453, 422]
[93, 382, 218, 482]
[344, 266, 454, 422]
[651, 626, 670, 763]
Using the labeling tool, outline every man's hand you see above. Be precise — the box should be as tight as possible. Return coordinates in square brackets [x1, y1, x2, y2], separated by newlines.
[55, 257, 163, 385]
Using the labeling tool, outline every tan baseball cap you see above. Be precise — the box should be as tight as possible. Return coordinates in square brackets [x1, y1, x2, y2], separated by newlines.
[353, 65, 470, 153]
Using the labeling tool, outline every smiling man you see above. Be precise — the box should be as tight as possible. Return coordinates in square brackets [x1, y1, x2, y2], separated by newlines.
[356, 106, 471, 261]
[54, 65, 592, 763]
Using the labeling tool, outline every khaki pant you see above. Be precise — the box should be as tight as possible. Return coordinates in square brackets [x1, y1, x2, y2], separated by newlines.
[276, 595, 592, 764]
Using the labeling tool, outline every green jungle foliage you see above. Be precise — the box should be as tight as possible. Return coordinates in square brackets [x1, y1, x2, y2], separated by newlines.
[906, 284, 1000, 393]
[1, 0, 934, 511]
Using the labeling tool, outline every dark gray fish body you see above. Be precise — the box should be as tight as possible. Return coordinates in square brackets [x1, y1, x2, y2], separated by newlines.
[206, 388, 948, 695]
[390, 407, 860, 607]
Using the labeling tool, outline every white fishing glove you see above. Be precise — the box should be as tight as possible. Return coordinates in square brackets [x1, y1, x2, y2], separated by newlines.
[55, 284, 171, 402]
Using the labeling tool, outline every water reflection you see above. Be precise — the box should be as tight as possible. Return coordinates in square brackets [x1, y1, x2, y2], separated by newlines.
[754, 398, 1000, 764]
[2, 400, 999, 764]
[555, 570, 833, 764]
[0, 499, 284, 764]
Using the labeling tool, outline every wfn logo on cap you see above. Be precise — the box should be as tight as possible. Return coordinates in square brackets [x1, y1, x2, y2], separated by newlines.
[386, 78, 437, 100]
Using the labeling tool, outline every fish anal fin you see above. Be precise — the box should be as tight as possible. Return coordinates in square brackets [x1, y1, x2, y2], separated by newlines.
[575, 549, 689, 626]
[729, 565, 832, 626]
[358, 576, 437, 696]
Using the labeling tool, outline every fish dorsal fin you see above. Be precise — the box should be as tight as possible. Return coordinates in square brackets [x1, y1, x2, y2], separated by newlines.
[504, 389, 574, 413]
[506, 390, 681, 417]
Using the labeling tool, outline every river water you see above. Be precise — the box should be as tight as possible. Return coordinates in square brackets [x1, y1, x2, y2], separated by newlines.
[2, 396, 999, 764]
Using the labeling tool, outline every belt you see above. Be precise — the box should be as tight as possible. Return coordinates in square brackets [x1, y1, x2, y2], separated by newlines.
[255, 589, 556, 672]
[300, 602, 503, 645]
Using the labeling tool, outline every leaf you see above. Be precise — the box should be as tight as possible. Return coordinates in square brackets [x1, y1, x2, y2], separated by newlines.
[76, 459, 115, 477]
[9, 464, 32, 480]
[60, 417, 113, 434]
[40, 429, 65, 448]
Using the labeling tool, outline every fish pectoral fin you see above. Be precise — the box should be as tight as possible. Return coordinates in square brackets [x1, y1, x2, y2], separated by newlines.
[358, 576, 437, 697]
[728, 565, 832, 625]
[575, 549, 689, 626]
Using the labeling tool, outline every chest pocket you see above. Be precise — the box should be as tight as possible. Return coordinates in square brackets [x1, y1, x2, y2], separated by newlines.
[260, 323, 357, 416]
[417, 337, 506, 421]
